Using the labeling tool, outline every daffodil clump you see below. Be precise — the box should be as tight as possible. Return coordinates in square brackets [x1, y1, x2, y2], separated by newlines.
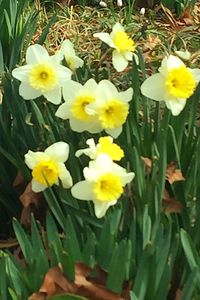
[12, 24, 200, 220]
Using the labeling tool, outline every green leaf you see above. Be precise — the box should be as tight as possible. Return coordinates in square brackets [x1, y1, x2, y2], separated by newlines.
[181, 229, 200, 270]
[106, 240, 131, 293]
[12, 218, 33, 264]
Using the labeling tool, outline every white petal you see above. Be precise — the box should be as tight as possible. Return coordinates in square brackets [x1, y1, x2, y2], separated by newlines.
[58, 163, 73, 188]
[165, 99, 187, 116]
[124, 51, 133, 61]
[112, 22, 124, 34]
[57, 65, 72, 83]
[55, 103, 72, 120]
[112, 50, 128, 72]
[45, 142, 69, 162]
[91, 154, 114, 174]
[31, 179, 46, 192]
[63, 80, 82, 101]
[141, 73, 165, 101]
[69, 118, 88, 133]
[61, 39, 75, 54]
[86, 121, 102, 134]
[73, 56, 84, 68]
[119, 87, 133, 103]
[43, 85, 61, 105]
[120, 172, 135, 186]
[106, 126, 122, 138]
[26, 44, 49, 64]
[75, 148, 95, 159]
[50, 50, 64, 64]
[84, 78, 98, 91]
[98, 80, 118, 98]
[24, 151, 37, 169]
[175, 50, 191, 61]
[190, 68, 200, 82]
[159, 55, 184, 75]
[94, 200, 117, 218]
[93, 33, 115, 48]
[71, 181, 94, 200]
[19, 82, 42, 100]
[25, 151, 49, 169]
[12, 65, 31, 81]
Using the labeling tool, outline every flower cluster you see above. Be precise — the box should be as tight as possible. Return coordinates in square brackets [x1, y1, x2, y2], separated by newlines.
[72, 137, 135, 218]
[56, 79, 133, 138]
[13, 22, 200, 220]
[24, 137, 134, 218]
[12, 39, 83, 104]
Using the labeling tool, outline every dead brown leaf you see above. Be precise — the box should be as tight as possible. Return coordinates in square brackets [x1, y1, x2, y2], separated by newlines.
[20, 182, 44, 226]
[163, 189, 182, 214]
[141, 157, 152, 172]
[166, 162, 185, 184]
[28, 292, 46, 300]
[29, 263, 129, 300]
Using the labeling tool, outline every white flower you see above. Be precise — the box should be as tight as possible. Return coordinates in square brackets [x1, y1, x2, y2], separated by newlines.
[25, 142, 72, 192]
[59, 39, 84, 71]
[141, 55, 200, 116]
[71, 154, 134, 218]
[86, 80, 133, 138]
[94, 22, 138, 72]
[76, 136, 124, 161]
[12, 44, 72, 104]
[55, 78, 102, 133]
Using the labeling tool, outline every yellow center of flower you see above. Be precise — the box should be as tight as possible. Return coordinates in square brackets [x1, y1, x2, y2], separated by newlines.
[32, 160, 59, 186]
[71, 95, 95, 121]
[29, 63, 58, 92]
[165, 66, 196, 99]
[97, 137, 124, 161]
[112, 31, 135, 52]
[98, 99, 129, 128]
[93, 173, 123, 202]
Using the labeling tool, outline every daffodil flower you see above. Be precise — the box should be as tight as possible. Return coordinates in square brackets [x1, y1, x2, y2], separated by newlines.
[59, 39, 84, 71]
[141, 55, 200, 116]
[25, 142, 72, 192]
[12, 44, 72, 104]
[55, 78, 102, 133]
[76, 136, 124, 161]
[71, 154, 134, 218]
[94, 22, 137, 72]
[86, 80, 133, 138]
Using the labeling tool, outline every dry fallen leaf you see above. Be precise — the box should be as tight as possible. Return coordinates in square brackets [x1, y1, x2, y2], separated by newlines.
[20, 182, 44, 226]
[28, 292, 46, 300]
[166, 162, 185, 184]
[141, 156, 152, 172]
[163, 189, 182, 214]
[29, 263, 129, 300]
